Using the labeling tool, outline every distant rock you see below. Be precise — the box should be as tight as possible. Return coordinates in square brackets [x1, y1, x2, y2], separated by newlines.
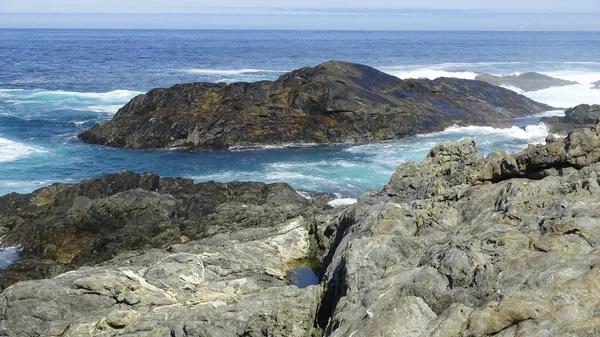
[80, 61, 552, 149]
[475, 72, 578, 92]
[542, 104, 600, 134]
[593, 80, 600, 89]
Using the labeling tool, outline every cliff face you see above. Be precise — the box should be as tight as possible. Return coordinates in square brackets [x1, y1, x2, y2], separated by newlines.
[5, 125, 600, 336]
[79, 61, 552, 149]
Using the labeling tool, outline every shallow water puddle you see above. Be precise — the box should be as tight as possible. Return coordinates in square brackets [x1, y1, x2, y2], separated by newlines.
[288, 266, 320, 288]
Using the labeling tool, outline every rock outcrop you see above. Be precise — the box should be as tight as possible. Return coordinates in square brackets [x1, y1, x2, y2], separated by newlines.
[593, 80, 600, 89]
[542, 104, 600, 134]
[6, 125, 600, 336]
[317, 124, 600, 336]
[475, 72, 578, 92]
[79, 61, 552, 149]
[0, 171, 333, 290]
[0, 217, 325, 336]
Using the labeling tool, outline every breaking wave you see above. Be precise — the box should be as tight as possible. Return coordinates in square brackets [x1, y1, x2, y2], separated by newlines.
[0, 137, 44, 163]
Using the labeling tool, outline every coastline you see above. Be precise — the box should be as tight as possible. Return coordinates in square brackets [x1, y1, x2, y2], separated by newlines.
[3, 124, 600, 335]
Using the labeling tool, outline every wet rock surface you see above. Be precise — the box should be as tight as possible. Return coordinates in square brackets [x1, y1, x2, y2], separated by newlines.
[475, 72, 578, 92]
[80, 61, 552, 149]
[542, 104, 600, 134]
[5, 125, 600, 336]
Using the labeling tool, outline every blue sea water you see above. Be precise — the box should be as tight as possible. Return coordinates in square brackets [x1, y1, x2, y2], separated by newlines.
[1, 29, 599, 201]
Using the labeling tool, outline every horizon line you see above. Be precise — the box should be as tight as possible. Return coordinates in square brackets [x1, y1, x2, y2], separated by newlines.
[2, 10, 600, 15]
[1, 27, 599, 32]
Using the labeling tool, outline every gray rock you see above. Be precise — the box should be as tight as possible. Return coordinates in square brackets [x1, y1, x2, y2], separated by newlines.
[0, 216, 323, 336]
[542, 104, 600, 134]
[317, 124, 600, 336]
[475, 72, 578, 92]
[593, 80, 600, 89]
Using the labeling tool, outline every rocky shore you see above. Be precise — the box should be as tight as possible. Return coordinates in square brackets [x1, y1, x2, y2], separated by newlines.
[79, 61, 552, 149]
[4, 124, 600, 335]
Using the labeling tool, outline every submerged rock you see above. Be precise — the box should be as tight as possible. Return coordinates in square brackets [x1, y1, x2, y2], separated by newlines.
[542, 104, 600, 134]
[80, 61, 552, 149]
[475, 72, 578, 92]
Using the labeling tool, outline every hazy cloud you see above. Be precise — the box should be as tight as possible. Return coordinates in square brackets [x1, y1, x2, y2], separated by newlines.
[1, 0, 599, 14]
[1, 0, 598, 30]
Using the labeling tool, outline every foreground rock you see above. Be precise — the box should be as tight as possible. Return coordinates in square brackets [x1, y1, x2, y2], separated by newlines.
[475, 72, 577, 92]
[542, 104, 600, 134]
[0, 172, 332, 289]
[80, 61, 551, 149]
[317, 124, 600, 336]
[7, 125, 600, 335]
[1, 215, 325, 336]
[0, 174, 337, 336]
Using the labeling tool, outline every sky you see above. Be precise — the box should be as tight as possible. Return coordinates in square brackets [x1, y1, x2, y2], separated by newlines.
[0, 0, 599, 30]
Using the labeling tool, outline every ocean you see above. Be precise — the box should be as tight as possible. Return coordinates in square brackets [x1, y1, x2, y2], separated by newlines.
[1, 29, 599, 201]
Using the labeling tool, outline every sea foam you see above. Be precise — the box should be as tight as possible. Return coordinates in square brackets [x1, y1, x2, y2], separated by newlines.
[0, 243, 20, 268]
[0, 137, 44, 162]
[433, 123, 550, 143]
[0, 88, 141, 101]
[328, 197, 358, 208]
[180, 68, 285, 76]
[380, 62, 600, 108]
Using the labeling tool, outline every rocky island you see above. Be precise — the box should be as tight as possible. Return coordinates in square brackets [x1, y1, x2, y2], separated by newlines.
[3, 124, 600, 335]
[79, 61, 552, 149]
[474, 72, 578, 92]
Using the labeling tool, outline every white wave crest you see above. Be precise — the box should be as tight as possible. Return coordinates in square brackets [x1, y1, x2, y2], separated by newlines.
[0, 137, 44, 162]
[265, 171, 331, 183]
[0, 89, 141, 102]
[539, 70, 600, 85]
[180, 68, 285, 76]
[562, 62, 600, 65]
[328, 197, 358, 208]
[531, 110, 566, 118]
[427, 123, 550, 143]
[0, 242, 20, 268]
[499, 85, 526, 94]
[382, 68, 478, 80]
[267, 160, 359, 170]
[72, 105, 124, 113]
[526, 84, 600, 108]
